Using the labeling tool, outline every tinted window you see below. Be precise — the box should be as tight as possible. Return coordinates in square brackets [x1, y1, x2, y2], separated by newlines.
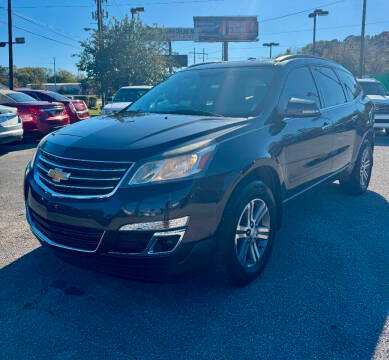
[312, 67, 346, 107]
[279, 66, 320, 110]
[131, 68, 275, 118]
[6, 92, 37, 102]
[46, 91, 70, 101]
[113, 88, 149, 103]
[336, 69, 360, 101]
[358, 81, 388, 96]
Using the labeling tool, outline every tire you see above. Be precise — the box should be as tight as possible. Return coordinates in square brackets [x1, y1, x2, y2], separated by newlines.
[217, 181, 277, 286]
[339, 141, 373, 195]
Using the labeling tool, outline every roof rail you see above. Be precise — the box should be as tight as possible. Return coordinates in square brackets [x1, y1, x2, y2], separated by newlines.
[275, 54, 336, 63]
[187, 61, 222, 68]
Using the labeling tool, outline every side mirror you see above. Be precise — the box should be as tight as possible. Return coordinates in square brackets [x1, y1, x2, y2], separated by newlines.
[285, 97, 320, 118]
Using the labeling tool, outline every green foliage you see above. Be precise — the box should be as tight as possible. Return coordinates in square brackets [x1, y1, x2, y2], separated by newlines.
[298, 31, 389, 75]
[47, 70, 77, 83]
[14, 67, 48, 87]
[76, 16, 169, 96]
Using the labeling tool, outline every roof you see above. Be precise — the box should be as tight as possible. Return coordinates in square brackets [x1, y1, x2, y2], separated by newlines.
[0, 89, 19, 95]
[183, 55, 342, 71]
[120, 85, 153, 89]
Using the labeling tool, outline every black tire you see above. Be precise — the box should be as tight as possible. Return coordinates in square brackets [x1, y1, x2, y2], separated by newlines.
[339, 141, 373, 195]
[217, 181, 277, 286]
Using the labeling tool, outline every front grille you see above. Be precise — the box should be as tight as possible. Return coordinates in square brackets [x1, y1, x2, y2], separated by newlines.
[375, 104, 389, 114]
[35, 150, 133, 197]
[29, 208, 104, 251]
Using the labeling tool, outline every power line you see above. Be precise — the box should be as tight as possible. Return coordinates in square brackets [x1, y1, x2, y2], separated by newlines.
[0, 20, 81, 50]
[260, 0, 345, 23]
[4, 10, 81, 44]
[1, 0, 225, 9]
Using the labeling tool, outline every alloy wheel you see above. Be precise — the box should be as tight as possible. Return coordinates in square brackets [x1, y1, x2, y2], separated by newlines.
[360, 147, 371, 188]
[234, 199, 271, 269]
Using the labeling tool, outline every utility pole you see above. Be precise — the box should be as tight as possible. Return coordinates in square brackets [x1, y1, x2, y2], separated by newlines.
[359, 0, 367, 78]
[222, 41, 228, 61]
[8, 0, 13, 89]
[308, 9, 329, 55]
[263, 42, 279, 58]
[168, 41, 172, 74]
[53, 57, 57, 91]
[190, 48, 208, 65]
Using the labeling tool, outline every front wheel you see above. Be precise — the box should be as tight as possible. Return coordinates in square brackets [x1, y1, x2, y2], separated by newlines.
[340, 141, 373, 195]
[217, 182, 276, 286]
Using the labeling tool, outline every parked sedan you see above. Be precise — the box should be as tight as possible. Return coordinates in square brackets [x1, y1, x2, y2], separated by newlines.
[17, 89, 90, 124]
[101, 86, 152, 115]
[0, 105, 23, 144]
[0, 90, 69, 135]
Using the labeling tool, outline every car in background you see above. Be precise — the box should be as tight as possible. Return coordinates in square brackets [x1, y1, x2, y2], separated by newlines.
[0, 90, 69, 135]
[17, 89, 90, 124]
[0, 105, 23, 144]
[357, 78, 389, 133]
[101, 85, 152, 115]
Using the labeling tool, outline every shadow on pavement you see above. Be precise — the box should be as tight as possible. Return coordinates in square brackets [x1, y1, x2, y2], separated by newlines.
[0, 182, 388, 359]
[0, 136, 40, 157]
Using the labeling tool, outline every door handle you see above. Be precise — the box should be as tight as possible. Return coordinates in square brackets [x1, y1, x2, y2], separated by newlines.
[322, 121, 331, 129]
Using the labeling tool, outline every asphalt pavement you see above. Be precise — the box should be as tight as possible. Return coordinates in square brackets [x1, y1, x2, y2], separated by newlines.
[0, 136, 388, 360]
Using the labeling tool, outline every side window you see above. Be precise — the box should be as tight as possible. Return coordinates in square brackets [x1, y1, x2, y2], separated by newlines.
[312, 66, 347, 107]
[26, 92, 40, 100]
[279, 66, 320, 110]
[336, 69, 360, 101]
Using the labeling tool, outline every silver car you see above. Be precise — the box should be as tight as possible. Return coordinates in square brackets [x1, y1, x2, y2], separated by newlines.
[0, 105, 23, 144]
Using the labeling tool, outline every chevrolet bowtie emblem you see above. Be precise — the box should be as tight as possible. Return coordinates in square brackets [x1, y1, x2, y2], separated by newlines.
[47, 168, 71, 183]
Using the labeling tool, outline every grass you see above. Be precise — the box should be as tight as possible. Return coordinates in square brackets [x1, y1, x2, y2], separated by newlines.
[89, 105, 101, 117]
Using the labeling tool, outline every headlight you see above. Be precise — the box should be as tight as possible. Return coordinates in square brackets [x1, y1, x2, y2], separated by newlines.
[129, 145, 215, 185]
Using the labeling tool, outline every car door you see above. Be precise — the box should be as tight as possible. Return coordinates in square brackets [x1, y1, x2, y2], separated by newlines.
[311, 66, 355, 173]
[276, 66, 334, 195]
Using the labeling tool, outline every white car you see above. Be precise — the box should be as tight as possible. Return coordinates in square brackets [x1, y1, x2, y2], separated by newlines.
[357, 78, 389, 133]
[0, 105, 23, 144]
[101, 86, 152, 115]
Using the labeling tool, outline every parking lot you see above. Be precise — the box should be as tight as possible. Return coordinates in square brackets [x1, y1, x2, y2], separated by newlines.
[0, 136, 388, 360]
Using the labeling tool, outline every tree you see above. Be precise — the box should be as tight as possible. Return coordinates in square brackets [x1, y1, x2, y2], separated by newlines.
[47, 70, 77, 83]
[14, 67, 48, 87]
[76, 16, 169, 98]
[297, 31, 389, 75]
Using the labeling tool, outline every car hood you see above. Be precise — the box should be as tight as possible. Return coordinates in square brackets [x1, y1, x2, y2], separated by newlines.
[366, 95, 389, 104]
[40, 112, 249, 162]
[102, 102, 132, 113]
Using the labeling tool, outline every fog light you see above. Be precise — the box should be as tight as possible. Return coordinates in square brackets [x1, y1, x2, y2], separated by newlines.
[119, 216, 189, 231]
[147, 230, 185, 254]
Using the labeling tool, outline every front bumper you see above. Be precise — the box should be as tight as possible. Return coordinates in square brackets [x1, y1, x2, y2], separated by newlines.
[0, 125, 23, 144]
[24, 161, 228, 276]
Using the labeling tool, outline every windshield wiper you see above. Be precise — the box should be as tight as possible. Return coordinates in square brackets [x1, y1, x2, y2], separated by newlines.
[154, 109, 223, 117]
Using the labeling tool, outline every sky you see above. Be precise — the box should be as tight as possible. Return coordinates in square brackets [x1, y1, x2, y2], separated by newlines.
[0, 0, 388, 74]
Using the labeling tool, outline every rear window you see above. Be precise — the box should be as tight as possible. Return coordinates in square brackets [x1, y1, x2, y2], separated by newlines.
[312, 67, 346, 108]
[6, 92, 37, 103]
[336, 69, 360, 101]
[46, 91, 70, 101]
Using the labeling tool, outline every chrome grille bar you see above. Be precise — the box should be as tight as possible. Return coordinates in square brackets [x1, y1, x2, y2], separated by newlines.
[34, 150, 134, 198]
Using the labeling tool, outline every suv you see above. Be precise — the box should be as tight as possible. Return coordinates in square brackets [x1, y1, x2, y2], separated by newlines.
[357, 78, 389, 134]
[24, 56, 374, 285]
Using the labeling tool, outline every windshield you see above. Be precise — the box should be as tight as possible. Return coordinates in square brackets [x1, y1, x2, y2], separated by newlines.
[7, 92, 37, 102]
[113, 88, 149, 103]
[129, 67, 275, 118]
[359, 82, 388, 96]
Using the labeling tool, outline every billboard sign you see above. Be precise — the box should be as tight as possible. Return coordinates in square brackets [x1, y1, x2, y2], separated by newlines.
[150, 28, 194, 41]
[193, 16, 258, 42]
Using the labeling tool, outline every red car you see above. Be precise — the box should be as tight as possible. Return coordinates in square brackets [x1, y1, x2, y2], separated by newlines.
[0, 90, 69, 134]
[17, 89, 90, 124]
